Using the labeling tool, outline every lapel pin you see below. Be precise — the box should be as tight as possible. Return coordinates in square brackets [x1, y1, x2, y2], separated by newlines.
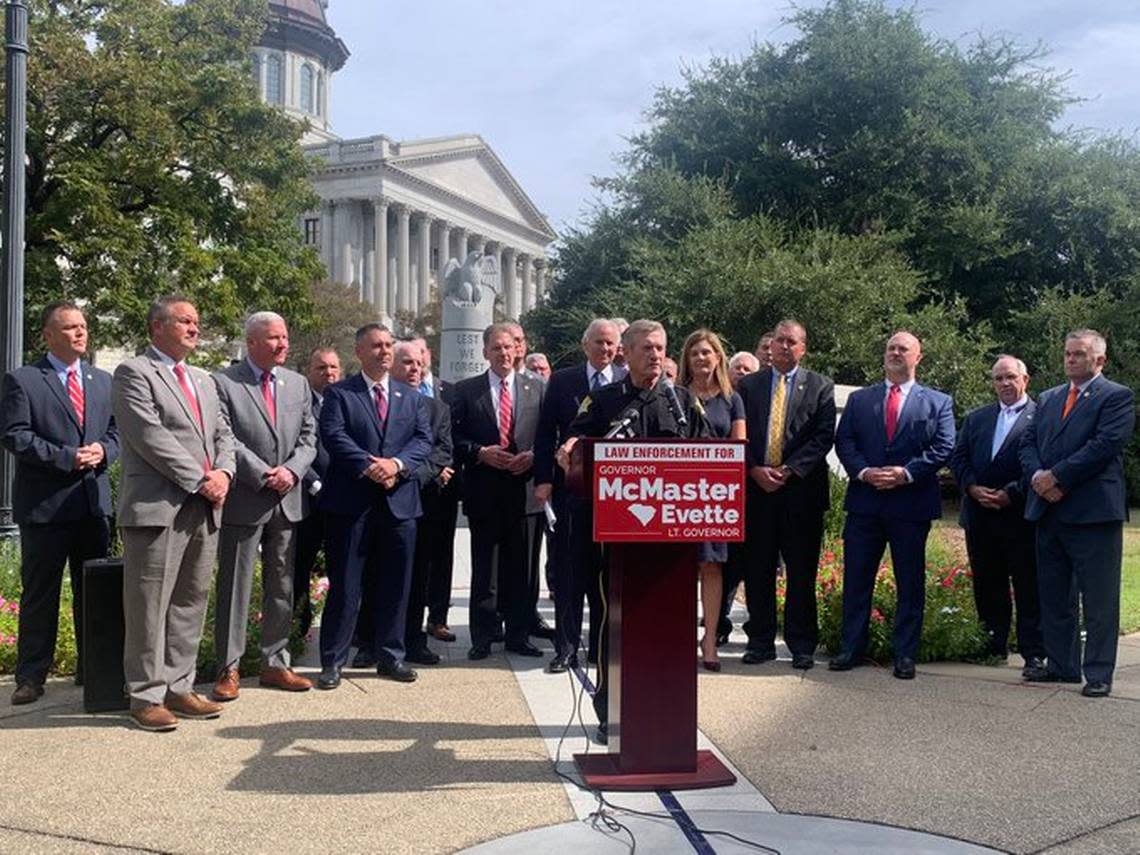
[394, 390, 402, 398]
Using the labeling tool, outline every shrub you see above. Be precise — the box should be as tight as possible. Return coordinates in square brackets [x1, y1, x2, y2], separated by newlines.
[816, 535, 990, 662]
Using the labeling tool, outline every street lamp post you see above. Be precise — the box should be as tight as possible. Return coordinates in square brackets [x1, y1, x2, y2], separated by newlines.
[0, 0, 28, 538]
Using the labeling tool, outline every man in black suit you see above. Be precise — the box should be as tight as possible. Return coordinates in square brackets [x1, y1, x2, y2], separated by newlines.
[561, 318, 708, 744]
[950, 355, 1043, 672]
[1, 302, 119, 705]
[533, 318, 624, 673]
[1020, 329, 1135, 697]
[451, 322, 545, 660]
[315, 324, 432, 689]
[736, 320, 836, 670]
[292, 347, 340, 639]
[390, 341, 454, 666]
[425, 373, 461, 644]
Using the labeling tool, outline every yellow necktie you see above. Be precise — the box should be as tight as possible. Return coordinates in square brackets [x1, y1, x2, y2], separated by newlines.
[767, 375, 787, 466]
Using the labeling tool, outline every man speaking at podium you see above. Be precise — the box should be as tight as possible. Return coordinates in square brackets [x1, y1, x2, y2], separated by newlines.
[558, 319, 708, 744]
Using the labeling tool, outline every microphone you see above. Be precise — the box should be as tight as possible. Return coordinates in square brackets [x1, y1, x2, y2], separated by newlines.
[661, 379, 688, 428]
[605, 408, 640, 439]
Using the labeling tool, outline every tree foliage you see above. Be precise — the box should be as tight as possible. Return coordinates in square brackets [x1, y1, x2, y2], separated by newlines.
[4, 0, 323, 357]
[528, 0, 1140, 459]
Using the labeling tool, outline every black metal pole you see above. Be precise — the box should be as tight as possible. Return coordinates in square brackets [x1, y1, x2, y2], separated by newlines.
[0, 0, 28, 538]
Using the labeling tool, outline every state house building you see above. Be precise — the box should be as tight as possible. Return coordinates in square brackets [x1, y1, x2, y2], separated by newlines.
[254, 0, 556, 324]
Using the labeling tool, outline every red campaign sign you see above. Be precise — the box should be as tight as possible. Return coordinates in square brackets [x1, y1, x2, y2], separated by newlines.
[592, 440, 746, 543]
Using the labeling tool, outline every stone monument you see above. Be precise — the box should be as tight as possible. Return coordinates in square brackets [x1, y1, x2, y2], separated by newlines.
[439, 251, 499, 383]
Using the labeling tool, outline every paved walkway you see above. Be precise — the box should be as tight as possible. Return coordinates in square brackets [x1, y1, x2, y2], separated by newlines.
[1, 531, 1137, 854]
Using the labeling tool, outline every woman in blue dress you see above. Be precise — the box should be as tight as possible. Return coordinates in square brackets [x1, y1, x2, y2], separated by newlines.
[679, 329, 745, 671]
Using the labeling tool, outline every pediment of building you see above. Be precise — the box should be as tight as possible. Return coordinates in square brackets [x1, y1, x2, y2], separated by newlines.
[385, 138, 555, 240]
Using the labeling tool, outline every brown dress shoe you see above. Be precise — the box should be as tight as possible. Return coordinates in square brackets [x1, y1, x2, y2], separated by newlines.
[11, 683, 44, 706]
[259, 667, 313, 692]
[166, 692, 223, 720]
[130, 704, 178, 732]
[212, 668, 240, 702]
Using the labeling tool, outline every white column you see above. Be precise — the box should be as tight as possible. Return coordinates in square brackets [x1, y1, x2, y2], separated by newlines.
[457, 227, 468, 261]
[520, 253, 535, 313]
[363, 249, 375, 304]
[396, 205, 411, 314]
[436, 220, 451, 276]
[340, 240, 353, 287]
[501, 247, 516, 317]
[535, 259, 547, 302]
[417, 212, 431, 312]
[320, 201, 335, 278]
[373, 199, 388, 317]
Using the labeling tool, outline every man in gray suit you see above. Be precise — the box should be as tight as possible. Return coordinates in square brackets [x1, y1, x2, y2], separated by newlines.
[113, 297, 236, 732]
[211, 312, 317, 701]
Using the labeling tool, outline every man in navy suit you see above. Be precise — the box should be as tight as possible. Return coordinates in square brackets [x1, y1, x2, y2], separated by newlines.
[292, 346, 340, 639]
[1019, 329, 1135, 697]
[451, 323, 545, 661]
[737, 320, 836, 670]
[533, 318, 624, 673]
[315, 324, 432, 689]
[950, 355, 1043, 672]
[832, 331, 955, 679]
[1, 302, 119, 705]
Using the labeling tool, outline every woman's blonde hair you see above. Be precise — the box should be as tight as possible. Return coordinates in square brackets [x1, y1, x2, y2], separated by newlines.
[679, 328, 733, 399]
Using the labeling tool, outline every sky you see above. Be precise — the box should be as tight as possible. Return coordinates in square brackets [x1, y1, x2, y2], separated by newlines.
[322, 0, 1140, 236]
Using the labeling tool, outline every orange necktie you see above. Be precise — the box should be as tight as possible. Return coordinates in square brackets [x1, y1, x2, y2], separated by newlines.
[1061, 384, 1079, 420]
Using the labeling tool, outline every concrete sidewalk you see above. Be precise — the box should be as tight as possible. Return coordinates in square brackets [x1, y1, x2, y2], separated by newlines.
[1, 531, 1137, 854]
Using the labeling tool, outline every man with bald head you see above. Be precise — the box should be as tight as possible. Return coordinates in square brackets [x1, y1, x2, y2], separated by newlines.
[211, 312, 317, 700]
[950, 356, 1043, 671]
[832, 331, 955, 679]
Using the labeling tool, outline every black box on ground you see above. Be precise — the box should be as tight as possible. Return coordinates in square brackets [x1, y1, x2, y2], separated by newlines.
[82, 557, 128, 713]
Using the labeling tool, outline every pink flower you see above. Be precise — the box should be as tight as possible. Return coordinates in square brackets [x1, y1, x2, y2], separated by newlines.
[871, 609, 885, 624]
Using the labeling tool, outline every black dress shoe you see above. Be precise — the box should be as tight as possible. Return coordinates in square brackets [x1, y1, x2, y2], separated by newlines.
[316, 665, 341, 690]
[468, 644, 491, 661]
[741, 648, 777, 665]
[505, 641, 544, 657]
[377, 660, 418, 683]
[1081, 681, 1111, 698]
[546, 654, 577, 674]
[1021, 656, 1045, 676]
[893, 657, 916, 680]
[405, 647, 441, 666]
[11, 682, 44, 705]
[594, 722, 608, 745]
[828, 652, 860, 671]
[529, 619, 556, 641]
[352, 649, 378, 669]
[791, 653, 815, 670]
[1023, 665, 1081, 683]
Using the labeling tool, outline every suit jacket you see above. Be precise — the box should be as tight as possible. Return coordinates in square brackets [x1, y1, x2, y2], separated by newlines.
[318, 373, 433, 520]
[301, 390, 329, 517]
[415, 395, 454, 496]
[450, 370, 544, 519]
[112, 347, 236, 528]
[534, 363, 593, 489]
[1, 357, 120, 524]
[1019, 375, 1135, 524]
[950, 399, 1036, 528]
[213, 362, 317, 526]
[835, 382, 955, 521]
[736, 367, 836, 511]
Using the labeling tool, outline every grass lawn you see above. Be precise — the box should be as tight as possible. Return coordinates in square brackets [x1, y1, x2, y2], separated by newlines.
[1121, 529, 1140, 634]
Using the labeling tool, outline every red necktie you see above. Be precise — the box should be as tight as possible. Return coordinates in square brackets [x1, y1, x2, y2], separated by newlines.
[173, 363, 209, 471]
[885, 384, 901, 442]
[1061, 384, 1079, 420]
[261, 370, 276, 426]
[498, 376, 513, 448]
[66, 368, 84, 428]
[374, 384, 388, 427]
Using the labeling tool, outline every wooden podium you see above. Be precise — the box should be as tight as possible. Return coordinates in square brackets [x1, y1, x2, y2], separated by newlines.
[569, 438, 743, 790]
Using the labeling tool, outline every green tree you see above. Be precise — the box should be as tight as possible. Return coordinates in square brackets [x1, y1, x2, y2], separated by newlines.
[5, 0, 322, 358]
